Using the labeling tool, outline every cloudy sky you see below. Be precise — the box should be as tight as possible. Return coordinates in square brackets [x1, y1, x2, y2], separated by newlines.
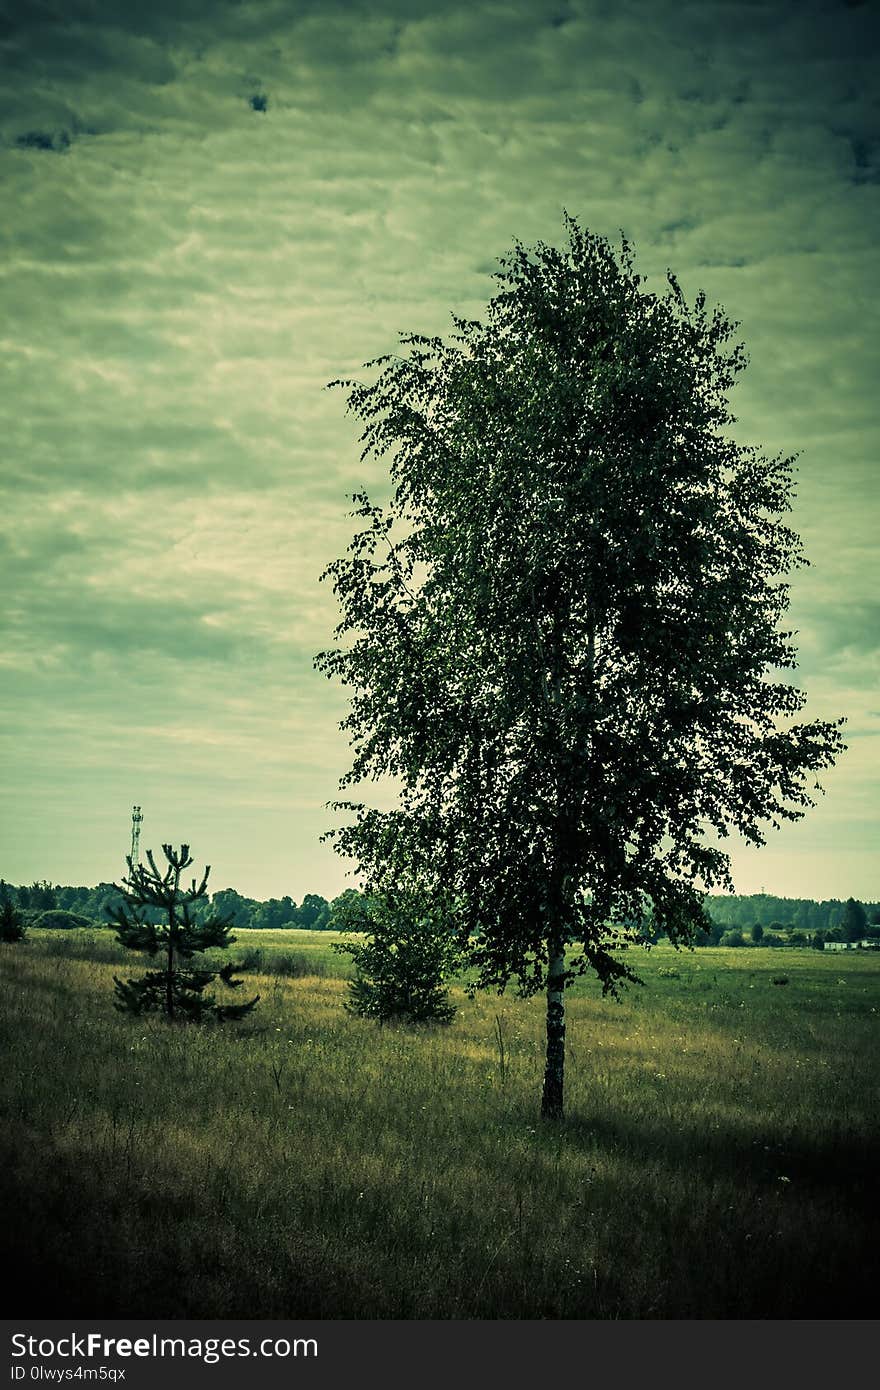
[1, 0, 877, 903]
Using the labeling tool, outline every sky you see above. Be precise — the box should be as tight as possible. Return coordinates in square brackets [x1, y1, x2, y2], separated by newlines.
[0, 0, 877, 904]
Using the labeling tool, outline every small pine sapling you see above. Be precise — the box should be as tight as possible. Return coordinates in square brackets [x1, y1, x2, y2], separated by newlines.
[109, 843, 259, 1022]
[333, 886, 460, 1024]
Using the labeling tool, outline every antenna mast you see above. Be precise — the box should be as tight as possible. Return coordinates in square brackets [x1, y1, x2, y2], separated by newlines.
[130, 805, 143, 868]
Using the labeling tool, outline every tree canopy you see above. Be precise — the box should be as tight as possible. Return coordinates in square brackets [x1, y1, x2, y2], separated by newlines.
[317, 216, 844, 1116]
[840, 897, 868, 942]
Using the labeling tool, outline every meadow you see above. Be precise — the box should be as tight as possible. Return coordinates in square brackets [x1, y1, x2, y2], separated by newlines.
[1, 928, 877, 1319]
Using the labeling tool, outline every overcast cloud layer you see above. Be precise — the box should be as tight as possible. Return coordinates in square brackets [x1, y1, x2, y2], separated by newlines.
[1, 0, 877, 900]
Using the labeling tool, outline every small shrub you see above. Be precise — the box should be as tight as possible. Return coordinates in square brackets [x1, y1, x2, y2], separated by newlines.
[657, 966, 680, 979]
[1, 899, 26, 942]
[335, 889, 460, 1024]
[720, 930, 745, 948]
[31, 909, 94, 931]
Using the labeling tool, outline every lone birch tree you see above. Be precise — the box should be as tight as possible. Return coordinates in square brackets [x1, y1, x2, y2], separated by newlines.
[316, 217, 844, 1119]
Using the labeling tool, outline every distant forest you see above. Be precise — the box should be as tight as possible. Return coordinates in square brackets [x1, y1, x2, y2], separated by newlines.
[701, 893, 880, 946]
[0, 878, 346, 932]
[2, 878, 878, 946]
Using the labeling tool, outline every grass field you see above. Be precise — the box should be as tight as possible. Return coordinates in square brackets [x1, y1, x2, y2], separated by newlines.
[1, 928, 877, 1318]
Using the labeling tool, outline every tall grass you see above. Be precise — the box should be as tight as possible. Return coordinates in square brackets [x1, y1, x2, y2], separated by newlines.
[1, 932, 877, 1318]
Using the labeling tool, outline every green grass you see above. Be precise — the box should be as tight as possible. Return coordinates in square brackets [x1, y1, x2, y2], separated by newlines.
[1, 931, 877, 1318]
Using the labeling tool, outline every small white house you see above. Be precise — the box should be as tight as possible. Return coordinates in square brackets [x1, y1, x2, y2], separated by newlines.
[824, 940, 879, 951]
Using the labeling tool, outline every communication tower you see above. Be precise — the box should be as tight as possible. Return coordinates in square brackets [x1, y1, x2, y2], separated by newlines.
[130, 805, 143, 868]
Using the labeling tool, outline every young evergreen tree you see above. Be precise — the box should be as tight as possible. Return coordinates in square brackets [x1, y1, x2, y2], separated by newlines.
[109, 844, 259, 1022]
[317, 217, 845, 1119]
[333, 885, 460, 1023]
[0, 897, 26, 943]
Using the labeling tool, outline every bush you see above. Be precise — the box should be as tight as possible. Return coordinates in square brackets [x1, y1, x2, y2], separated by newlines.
[31, 910, 94, 931]
[720, 930, 745, 947]
[335, 890, 460, 1024]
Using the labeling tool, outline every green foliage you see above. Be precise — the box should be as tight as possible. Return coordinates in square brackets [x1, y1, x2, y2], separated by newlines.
[250, 895, 297, 930]
[720, 929, 745, 947]
[10, 872, 875, 945]
[31, 909, 94, 931]
[703, 894, 869, 935]
[210, 887, 258, 930]
[328, 888, 367, 930]
[334, 889, 459, 1023]
[1, 877, 356, 934]
[110, 844, 259, 1023]
[317, 216, 844, 1116]
[0, 898, 26, 943]
[26, 880, 57, 912]
[702, 919, 725, 946]
[840, 897, 868, 942]
[751, 922, 764, 944]
[297, 892, 331, 930]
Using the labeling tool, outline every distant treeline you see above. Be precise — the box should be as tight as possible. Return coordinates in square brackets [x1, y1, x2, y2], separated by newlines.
[0, 879, 357, 933]
[703, 894, 879, 935]
[2, 879, 877, 943]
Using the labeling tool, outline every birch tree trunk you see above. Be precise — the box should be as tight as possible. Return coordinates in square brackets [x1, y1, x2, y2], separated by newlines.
[541, 936, 566, 1120]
